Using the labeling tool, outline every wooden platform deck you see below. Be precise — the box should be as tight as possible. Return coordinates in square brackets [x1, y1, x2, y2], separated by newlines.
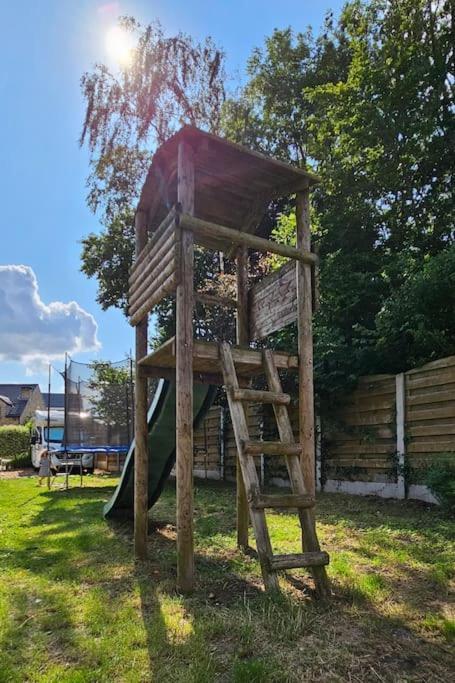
[138, 337, 298, 383]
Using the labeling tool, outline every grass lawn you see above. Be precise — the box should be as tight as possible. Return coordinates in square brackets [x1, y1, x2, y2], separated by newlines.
[0, 474, 453, 682]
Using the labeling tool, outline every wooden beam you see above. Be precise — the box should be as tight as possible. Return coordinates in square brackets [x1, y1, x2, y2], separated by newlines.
[252, 494, 315, 509]
[220, 342, 278, 590]
[134, 209, 149, 560]
[179, 213, 318, 265]
[176, 140, 195, 593]
[296, 188, 331, 603]
[242, 440, 302, 456]
[236, 245, 249, 551]
[138, 364, 228, 387]
[231, 388, 290, 405]
[296, 188, 316, 499]
[271, 552, 329, 570]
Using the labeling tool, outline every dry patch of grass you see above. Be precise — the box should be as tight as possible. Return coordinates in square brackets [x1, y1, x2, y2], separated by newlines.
[0, 475, 453, 682]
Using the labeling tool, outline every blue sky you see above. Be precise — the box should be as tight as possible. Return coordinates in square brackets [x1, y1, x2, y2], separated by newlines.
[0, 0, 343, 391]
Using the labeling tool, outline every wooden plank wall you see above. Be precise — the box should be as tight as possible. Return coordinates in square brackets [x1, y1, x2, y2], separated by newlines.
[405, 356, 455, 481]
[128, 209, 179, 326]
[249, 261, 296, 339]
[322, 356, 455, 485]
[323, 375, 397, 482]
[193, 405, 222, 478]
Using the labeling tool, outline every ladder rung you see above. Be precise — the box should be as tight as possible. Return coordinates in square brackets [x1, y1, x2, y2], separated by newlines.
[232, 388, 290, 405]
[252, 493, 315, 509]
[242, 440, 302, 456]
[270, 552, 329, 570]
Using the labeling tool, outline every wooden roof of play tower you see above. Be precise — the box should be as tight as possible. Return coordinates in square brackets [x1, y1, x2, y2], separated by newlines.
[138, 126, 320, 234]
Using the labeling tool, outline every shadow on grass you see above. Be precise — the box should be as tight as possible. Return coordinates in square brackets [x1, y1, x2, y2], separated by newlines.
[2, 478, 453, 680]
[9, 479, 453, 607]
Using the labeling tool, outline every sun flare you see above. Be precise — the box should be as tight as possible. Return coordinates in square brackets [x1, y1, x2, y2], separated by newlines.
[105, 25, 133, 66]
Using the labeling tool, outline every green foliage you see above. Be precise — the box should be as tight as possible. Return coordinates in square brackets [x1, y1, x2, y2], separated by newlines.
[152, 246, 237, 348]
[0, 425, 30, 459]
[304, 0, 454, 387]
[79, 3, 454, 401]
[425, 456, 455, 512]
[375, 246, 455, 372]
[79, 16, 226, 311]
[224, 0, 454, 400]
[222, 21, 351, 163]
[81, 210, 135, 312]
[12, 451, 32, 468]
[80, 16, 225, 222]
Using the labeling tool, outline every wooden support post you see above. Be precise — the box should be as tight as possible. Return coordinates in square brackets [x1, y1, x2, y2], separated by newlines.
[176, 140, 195, 592]
[236, 245, 249, 550]
[296, 188, 316, 498]
[396, 373, 406, 499]
[134, 209, 149, 560]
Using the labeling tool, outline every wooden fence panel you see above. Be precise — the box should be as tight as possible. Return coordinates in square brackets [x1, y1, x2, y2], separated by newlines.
[405, 356, 455, 481]
[324, 375, 397, 482]
[193, 405, 222, 478]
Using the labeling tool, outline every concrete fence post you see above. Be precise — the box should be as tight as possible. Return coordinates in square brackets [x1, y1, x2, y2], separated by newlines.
[219, 406, 225, 481]
[315, 414, 322, 492]
[395, 372, 406, 499]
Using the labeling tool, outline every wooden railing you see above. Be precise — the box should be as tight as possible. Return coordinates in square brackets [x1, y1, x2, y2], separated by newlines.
[128, 207, 318, 328]
[128, 207, 179, 326]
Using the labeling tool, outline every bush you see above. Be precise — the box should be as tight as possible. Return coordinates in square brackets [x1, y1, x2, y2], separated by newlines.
[425, 457, 455, 512]
[12, 452, 32, 468]
[0, 425, 30, 459]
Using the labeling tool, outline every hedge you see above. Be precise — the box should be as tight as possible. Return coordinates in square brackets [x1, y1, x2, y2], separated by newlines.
[0, 425, 30, 459]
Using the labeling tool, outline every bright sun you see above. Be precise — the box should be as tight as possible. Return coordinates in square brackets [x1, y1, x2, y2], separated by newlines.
[105, 25, 133, 67]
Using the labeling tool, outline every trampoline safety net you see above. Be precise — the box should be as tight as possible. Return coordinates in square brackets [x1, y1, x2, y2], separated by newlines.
[65, 358, 134, 451]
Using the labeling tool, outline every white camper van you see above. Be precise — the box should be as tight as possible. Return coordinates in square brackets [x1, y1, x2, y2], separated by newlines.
[31, 410, 94, 473]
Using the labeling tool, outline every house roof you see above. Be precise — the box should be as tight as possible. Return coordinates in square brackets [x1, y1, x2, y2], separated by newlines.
[0, 384, 38, 402]
[7, 399, 28, 418]
[137, 126, 320, 236]
[0, 384, 39, 418]
[42, 393, 65, 410]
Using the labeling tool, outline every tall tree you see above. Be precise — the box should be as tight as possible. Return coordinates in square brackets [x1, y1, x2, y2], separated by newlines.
[223, 0, 454, 396]
[222, 20, 352, 163]
[79, 17, 226, 312]
[306, 0, 454, 385]
[308, 0, 454, 272]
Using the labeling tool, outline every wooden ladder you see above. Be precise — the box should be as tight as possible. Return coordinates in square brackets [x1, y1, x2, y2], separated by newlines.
[220, 342, 331, 597]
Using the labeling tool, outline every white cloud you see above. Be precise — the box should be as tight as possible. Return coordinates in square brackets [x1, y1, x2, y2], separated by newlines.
[0, 265, 100, 366]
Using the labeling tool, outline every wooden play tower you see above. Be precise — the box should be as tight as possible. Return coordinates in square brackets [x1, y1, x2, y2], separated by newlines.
[129, 126, 330, 597]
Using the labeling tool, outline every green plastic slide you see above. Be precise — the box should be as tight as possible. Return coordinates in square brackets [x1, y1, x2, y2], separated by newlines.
[103, 379, 216, 519]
